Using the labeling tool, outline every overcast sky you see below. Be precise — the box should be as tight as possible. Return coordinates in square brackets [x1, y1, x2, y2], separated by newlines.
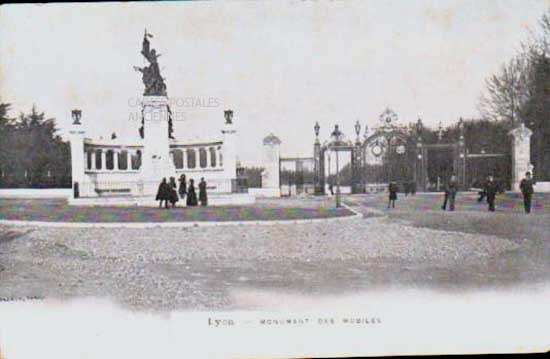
[1, 0, 548, 165]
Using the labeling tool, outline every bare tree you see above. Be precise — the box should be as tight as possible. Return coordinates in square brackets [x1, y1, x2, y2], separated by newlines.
[478, 54, 532, 125]
[478, 9, 550, 125]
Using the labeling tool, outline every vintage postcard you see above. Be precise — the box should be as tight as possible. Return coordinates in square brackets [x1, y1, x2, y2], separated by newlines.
[0, 0, 549, 358]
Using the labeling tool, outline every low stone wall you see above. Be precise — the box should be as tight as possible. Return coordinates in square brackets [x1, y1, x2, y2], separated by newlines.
[0, 188, 72, 198]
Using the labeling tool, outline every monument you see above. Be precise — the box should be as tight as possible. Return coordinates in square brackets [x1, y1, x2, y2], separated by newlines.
[67, 31, 255, 205]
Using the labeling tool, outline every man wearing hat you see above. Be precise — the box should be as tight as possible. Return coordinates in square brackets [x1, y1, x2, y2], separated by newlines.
[519, 172, 535, 214]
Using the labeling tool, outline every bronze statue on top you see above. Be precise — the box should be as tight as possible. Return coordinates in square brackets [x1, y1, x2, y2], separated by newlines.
[134, 30, 174, 139]
[134, 30, 167, 96]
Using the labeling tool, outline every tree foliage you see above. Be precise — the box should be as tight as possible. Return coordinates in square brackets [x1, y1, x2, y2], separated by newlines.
[478, 9, 550, 180]
[0, 104, 71, 188]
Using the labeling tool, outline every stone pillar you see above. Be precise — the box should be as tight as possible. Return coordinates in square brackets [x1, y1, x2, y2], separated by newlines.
[509, 123, 533, 192]
[261, 133, 282, 197]
[90, 151, 96, 170]
[140, 96, 176, 194]
[181, 148, 187, 169]
[69, 121, 86, 198]
[222, 110, 237, 192]
[113, 150, 119, 171]
[101, 150, 106, 171]
[205, 147, 211, 168]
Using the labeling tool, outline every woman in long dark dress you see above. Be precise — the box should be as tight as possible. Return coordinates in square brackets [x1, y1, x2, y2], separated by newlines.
[168, 176, 179, 208]
[178, 174, 187, 201]
[186, 179, 198, 206]
[199, 177, 208, 206]
[155, 178, 170, 209]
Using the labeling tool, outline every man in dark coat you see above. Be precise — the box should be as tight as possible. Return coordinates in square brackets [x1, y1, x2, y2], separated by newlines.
[199, 177, 208, 206]
[186, 179, 198, 206]
[442, 175, 458, 211]
[519, 171, 535, 214]
[485, 175, 498, 212]
[155, 178, 170, 209]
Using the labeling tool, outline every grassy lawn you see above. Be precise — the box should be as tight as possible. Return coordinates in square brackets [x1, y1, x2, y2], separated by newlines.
[352, 192, 550, 242]
[0, 198, 353, 223]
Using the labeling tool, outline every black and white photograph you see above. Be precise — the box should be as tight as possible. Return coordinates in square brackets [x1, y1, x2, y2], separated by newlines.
[0, 1, 549, 358]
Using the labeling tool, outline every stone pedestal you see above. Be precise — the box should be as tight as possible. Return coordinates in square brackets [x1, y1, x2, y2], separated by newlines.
[140, 96, 176, 194]
[69, 125, 86, 198]
[260, 133, 281, 197]
[221, 119, 237, 193]
[509, 123, 533, 192]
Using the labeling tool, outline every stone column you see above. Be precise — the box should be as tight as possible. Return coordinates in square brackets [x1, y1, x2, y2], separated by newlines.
[221, 110, 237, 192]
[91, 151, 96, 170]
[261, 133, 282, 197]
[205, 147, 211, 168]
[181, 148, 187, 170]
[509, 123, 533, 192]
[113, 150, 119, 171]
[101, 150, 106, 171]
[69, 122, 86, 198]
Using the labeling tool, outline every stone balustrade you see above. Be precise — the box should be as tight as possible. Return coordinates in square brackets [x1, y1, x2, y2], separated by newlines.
[84, 146, 143, 172]
[83, 141, 225, 173]
[169, 142, 224, 172]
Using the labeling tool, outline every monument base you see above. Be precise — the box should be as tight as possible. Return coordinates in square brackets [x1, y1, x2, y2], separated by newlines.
[140, 95, 177, 195]
[248, 187, 281, 198]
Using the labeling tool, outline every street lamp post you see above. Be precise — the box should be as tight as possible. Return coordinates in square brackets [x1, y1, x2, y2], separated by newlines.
[331, 125, 344, 208]
[353, 120, 361, 194]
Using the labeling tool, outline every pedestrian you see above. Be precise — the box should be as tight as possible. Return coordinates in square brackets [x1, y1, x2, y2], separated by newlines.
[186, 178, 198, 206]
[388, 181, 398, 208]
[411, 181, 417, 196]
[155, 178, 170, 209]
[178, 174, 187, 202]
[485, 175, 498, 212]
[442, 175, 458, 211]
[477, 177, 488, 203]
[404, 182, 410, 196]
[199, 177, 208, 206]
[519, 171, 535, 214]
[168, 176, 179, 208]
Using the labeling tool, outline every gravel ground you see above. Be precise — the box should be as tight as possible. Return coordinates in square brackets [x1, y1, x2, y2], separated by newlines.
[2, 203, 541, 311]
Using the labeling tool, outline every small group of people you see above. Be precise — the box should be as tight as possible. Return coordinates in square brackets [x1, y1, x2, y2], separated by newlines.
[443, 171, 535, 213]
[155, 174, 208, 209]
[386, 171, 536, 214]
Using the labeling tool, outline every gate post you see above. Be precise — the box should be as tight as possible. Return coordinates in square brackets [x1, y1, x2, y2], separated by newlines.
[351, 141, 363, 193]
[314, 122, 326, 195]
[414, 119, 425, 192]
[457, 119, 467, 190]
[318, 148, 326, 195]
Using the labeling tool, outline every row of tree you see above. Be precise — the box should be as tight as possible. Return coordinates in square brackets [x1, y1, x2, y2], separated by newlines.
[0, 104, 71, 188]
